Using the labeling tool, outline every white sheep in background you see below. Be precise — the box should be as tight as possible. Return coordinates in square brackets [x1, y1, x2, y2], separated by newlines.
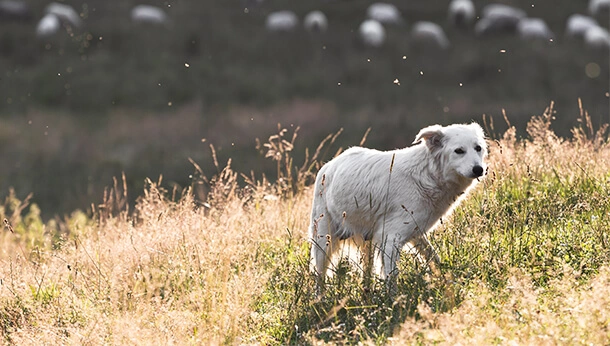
[566, 14, 598, 39]
[0, 0, 31, 21]
[481, 4, 527, 20]
[475, 4, 526, 36]
[448, 0, 475, 28]
[45, 2, 81, 28]
[517, 18, 554, 41]
[265, 10, 298, 32]
[131, 5, 168, 25]
[366, 3, 402, 25]
[359, 19, 385, 47]
[589, 0, 610, 16]
[304, 10, 328, 32]
[36, 13, 60, 37]
[411, 21, 450, 49]
[584, 25, 610, 49]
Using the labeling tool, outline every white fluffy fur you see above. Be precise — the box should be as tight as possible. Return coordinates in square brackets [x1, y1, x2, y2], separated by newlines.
[308, 123, 487, 281]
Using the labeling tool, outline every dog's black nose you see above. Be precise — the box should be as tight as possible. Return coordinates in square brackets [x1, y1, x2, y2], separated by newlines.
[472, 165, 484, 177]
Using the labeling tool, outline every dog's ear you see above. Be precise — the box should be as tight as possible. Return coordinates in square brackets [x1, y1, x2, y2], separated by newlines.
[413, 125, 444, 150]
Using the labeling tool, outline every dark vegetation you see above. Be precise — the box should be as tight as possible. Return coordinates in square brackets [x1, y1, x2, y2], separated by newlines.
[0, 0, 608, 217]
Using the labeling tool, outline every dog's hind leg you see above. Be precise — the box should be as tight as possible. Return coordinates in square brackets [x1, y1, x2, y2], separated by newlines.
[309, 213, 336, 281]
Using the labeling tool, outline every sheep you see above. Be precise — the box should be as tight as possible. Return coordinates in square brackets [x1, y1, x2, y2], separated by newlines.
[366, 3, 402, 25]
[481, 4, 527, 20]
[411, 21, 450, 50]
[584, 25, 610, 49]
[265, 10, 298, 32]
[304, 10, 328, 32]
[36, 13, 60, 37]
[44, 2, 81, 28]
[448, 0, 475, 28]
[517, 18, 554, 41]
[589, 0, 610, 16]
[0, 0, 31, 21]
[566, 14, 598, 39]
[475, 4, 526, 36]
[131, 5, 168, 25]
[359, 19, 385, 47]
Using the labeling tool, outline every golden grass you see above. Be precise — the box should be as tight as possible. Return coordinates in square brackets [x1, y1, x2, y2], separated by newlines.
[1, 102, 609, 344]
[396, 267, 610, 345]
[1, 184, 310, 344]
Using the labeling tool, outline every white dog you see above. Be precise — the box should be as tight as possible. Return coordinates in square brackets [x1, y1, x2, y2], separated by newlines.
[308, 123, 487, 281]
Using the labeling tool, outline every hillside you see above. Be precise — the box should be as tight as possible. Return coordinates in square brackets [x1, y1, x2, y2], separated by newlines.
[0, 0, 609, 216]
[1, 0, 608, 121]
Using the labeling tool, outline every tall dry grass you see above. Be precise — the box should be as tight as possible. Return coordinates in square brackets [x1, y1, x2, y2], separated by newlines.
[0, 102, 609, 344]
[1, 174, 312, 344]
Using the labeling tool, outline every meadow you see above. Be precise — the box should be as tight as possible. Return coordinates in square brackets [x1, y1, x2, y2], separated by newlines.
[1, 102, 609, 344]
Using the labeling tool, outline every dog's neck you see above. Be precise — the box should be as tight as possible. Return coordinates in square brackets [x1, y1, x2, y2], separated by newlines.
[404, 146, 476, 205]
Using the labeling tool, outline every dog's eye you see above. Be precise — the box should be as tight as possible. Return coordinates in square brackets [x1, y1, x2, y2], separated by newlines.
[454, 148, 465, 154]
[475, 145, 482, 152]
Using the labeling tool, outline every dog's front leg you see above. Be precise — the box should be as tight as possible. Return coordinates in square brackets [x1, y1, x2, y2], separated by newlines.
[411, 234, 441, 276]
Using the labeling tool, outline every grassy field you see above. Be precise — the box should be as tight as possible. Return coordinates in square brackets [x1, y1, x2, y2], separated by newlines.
[1, 103, 609, 344]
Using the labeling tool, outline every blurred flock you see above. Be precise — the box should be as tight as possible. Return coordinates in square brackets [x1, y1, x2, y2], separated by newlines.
[0, 0, 609, 216]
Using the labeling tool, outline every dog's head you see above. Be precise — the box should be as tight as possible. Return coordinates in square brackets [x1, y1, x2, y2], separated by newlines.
[414, 123, 488, 180]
